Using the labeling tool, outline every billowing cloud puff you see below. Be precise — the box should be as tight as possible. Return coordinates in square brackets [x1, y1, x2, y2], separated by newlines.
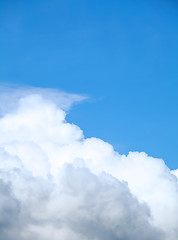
[0, 88, 177, 240]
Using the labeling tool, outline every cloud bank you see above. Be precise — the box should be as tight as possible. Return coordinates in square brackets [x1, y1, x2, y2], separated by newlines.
[0, 88, 177, 240]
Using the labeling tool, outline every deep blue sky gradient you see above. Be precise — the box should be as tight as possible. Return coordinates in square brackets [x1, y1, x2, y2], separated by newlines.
[0, 0, 178, 169]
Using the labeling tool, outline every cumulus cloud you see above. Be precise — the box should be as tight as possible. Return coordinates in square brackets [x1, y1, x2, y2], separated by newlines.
[0, 87, 177, 240]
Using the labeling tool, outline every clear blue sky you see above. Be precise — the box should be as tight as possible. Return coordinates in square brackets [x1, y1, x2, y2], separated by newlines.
[0, 0, 178, 169]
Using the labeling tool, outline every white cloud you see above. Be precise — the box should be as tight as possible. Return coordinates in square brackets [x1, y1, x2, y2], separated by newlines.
[0, 88, 177, 240]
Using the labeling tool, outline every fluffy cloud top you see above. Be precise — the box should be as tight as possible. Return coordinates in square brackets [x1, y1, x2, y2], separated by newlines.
[0, 89, 177, 240]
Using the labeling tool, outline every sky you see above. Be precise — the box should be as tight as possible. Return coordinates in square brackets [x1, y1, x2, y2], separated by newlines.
[0, 2, 178, 238]
[0, 0, 178, 170]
